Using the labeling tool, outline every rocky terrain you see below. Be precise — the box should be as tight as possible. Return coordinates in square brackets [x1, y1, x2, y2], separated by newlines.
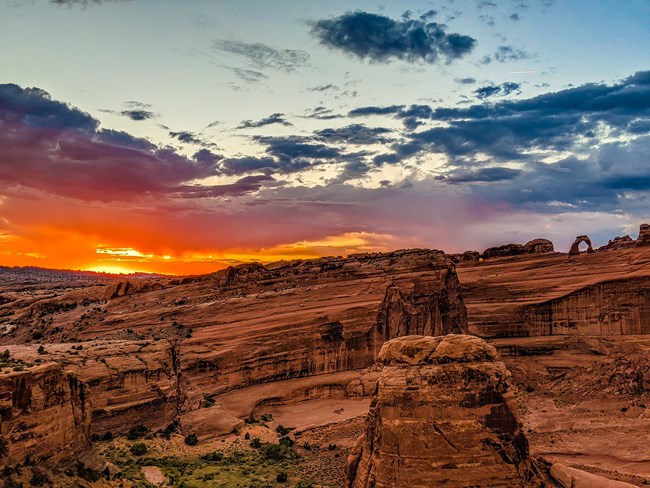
[0, 228, 649, 487]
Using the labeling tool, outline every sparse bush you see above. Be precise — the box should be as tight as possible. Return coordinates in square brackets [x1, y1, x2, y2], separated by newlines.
[32, 331, 43, 340]
[126, 424, 149, 440]
[200, 451, 223, 462]
[279, 436, 293, 448]
[275, 424, 290, 436]
[328, 443, 337, 451]
[276, 471, 288, 483]
[302, 442, 312, 451]
[250, 437, 261, 448]
[102, 431, 113, 441]
[1, 350, 9, 361]
[130, 443, 147, 456]
[37, 345, 46, 355]
[244, 432, 250, 440]
[184, 433, 198, 446]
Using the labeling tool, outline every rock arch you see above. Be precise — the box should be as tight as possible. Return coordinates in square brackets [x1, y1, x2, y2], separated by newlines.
[568, 235, 594, 255]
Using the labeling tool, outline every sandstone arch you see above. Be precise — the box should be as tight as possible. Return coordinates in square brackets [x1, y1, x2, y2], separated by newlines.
[568, 235, 594, 255]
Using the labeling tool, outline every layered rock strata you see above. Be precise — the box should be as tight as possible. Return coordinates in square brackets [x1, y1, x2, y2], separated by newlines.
[0, 250, 468, 458]
[0, 363, 91, 466]
[456, 246, 650, 337]
[347, 334, 546, 487]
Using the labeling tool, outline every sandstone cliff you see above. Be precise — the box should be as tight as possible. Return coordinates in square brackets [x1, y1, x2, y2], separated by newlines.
[0, 362, 91, 466]
[457, 246, 650, 337]
[0, 249, 467, 459]
[347, 335, 547, 487]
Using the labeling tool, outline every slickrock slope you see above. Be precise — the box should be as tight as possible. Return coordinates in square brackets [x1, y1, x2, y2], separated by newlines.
[0, 249, 467, 459]
[457, 244, 650, 337]
[347, 335, 547, 488]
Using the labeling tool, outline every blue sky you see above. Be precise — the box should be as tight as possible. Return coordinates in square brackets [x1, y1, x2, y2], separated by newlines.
[0, 0, 649, 273]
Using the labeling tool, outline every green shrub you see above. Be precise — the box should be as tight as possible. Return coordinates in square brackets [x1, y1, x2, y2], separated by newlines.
[275, 424, 290, 436]
[250, 437, 261, 448]
[130, 443, 147, 456]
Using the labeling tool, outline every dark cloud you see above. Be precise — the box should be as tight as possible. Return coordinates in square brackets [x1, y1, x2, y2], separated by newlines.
[302, 106, 342, 120]
[311, 10, 476, 64]
[0, 83, 97, 132]
[443, 167, 522, 183]
[454, 77, 477, 85]
[348, 105, 405, 117]
[477, 1, 497, 8]
[348, 103, 433, 129]
[214, 40, 309, 72]
[169, 131, 202, 144]
[307, 84, 339, 92]
[0, 83, 266, 202]
[254, 135, 344, 163]
[509, 13, 521, 21]
[120, 109, 156, 121]
[473, 81, 521, 99]
[313, 124, 392, 145]
[236, 113, 292, 129]
[481, 45, 531, 64]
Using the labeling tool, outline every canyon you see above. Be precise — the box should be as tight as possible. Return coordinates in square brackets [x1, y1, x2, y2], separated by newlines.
[0, 228, 649, 486]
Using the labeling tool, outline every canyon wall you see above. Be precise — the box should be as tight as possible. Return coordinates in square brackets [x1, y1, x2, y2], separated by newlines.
[523, 277, 650, 336]
[457, 247, 650, 337]
[0, 363, 91, 466]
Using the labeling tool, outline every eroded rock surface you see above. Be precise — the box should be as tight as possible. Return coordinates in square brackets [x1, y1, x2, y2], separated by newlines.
[457, 246, 650, 337]
[0, 249, 467, 456]
[347, 334, 547, 487]
[0, 362, 92, 466]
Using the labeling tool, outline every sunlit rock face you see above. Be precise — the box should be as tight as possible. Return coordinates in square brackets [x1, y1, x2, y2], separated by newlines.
[347, 335, 547, 488]
[0, 363, 91, 466]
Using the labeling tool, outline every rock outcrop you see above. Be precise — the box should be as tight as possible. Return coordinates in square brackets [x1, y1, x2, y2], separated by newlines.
[569, 235, 594, 255]
[480, 238, 554, 260]
[456, 245, 650, 337]
[347, 335, 546, 487]
[524, 238, 554, 254]
[637, 223, 650, 245]
[0, 363, 91, 466]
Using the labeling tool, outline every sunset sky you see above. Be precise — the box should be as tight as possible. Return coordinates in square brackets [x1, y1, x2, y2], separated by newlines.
[1, 0, 650, 274]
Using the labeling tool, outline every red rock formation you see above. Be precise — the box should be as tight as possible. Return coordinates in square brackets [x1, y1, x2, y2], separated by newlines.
[524, 238, 554, 253]
[0, 249, 467, 441]
[456, 246, 650, 337]
[347, 335, 547, 488]
[480, 238, 554, 260]
[637, 223, 650, 245]
[0, 363, 91, 466]
[569, 235, 594, 255]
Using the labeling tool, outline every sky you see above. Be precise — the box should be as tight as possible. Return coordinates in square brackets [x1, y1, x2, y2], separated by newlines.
[1, 0, 649, 274]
